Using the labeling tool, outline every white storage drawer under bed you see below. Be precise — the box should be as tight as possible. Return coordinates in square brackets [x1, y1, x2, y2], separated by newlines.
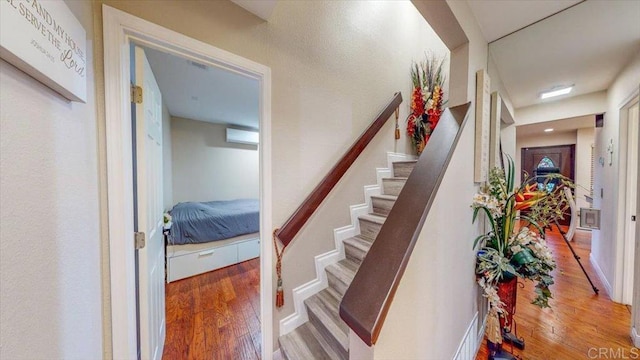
[167, 236, 260, 282]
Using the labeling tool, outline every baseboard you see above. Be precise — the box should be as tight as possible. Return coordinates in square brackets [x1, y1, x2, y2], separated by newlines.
[590, 253, 613, 297]
[453, 312, 479, 360]
[476, 310, 487, 351]
[632, 327, 640, 348]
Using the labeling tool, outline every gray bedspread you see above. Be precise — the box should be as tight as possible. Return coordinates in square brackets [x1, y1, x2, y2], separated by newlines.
[168, 199, 259, 245]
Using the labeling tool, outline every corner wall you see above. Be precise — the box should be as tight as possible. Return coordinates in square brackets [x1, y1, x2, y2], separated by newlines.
[592, 51, 640, 300]
[170, 117, 259, 204]
[0, 1, 103, 358]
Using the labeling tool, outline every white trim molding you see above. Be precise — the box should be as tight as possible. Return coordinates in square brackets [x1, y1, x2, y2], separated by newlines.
[279, 152, 413, 336]
[454, 312, 480, 360]
[590, 253, 613, 297]
[102, 6, 272, 359]
[632, 327, 640, 348]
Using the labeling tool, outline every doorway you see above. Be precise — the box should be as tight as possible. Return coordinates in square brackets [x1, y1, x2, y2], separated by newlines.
[103, 6, 273, 359]
[622, 98, 639, 305]
[521, 144, 576, 225]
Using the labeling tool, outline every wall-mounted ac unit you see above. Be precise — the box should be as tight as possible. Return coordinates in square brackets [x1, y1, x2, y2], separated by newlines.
[226, 128, 259, 145]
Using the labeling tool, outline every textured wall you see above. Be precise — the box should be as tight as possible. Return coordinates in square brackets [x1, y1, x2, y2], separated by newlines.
[0, 1, 103, 358]
[170, 117, 259, 204]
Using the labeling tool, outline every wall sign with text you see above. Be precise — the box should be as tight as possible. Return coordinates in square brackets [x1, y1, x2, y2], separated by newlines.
[1, 0, 87, 102]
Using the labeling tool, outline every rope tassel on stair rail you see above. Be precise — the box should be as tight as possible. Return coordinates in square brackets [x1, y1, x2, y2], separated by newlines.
[273, 229, 285, 308]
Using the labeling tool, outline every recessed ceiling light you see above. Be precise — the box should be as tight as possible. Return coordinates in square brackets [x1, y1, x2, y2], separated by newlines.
[541, 86, 573, 100]
[544, 128, 554, 132]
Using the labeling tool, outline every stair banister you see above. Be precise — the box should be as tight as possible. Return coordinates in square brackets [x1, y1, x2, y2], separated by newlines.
[339, 102, 472, 346]
[274, 92, 403, 247]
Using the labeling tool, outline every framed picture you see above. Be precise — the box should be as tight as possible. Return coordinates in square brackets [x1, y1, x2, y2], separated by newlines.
[474, 69, 491, 182]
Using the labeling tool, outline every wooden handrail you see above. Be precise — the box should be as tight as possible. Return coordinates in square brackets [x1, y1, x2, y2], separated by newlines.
[275, 92, 403, 247]
[339, 102, 472, 346]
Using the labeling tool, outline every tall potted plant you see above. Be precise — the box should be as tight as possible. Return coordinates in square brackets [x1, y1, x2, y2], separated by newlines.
[472, 157, 573, 357]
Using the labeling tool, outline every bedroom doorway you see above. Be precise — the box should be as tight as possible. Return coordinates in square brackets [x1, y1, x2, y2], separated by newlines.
[132, 41, 263, 358]
[103, 6, 273, 359]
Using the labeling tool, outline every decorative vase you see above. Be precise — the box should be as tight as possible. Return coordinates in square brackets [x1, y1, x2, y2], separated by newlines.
[497, 277, 525, 350]
[497, 277, 517, 332]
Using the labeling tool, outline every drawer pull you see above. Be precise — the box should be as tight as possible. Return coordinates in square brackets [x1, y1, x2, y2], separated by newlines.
[199, 249, 216, 256]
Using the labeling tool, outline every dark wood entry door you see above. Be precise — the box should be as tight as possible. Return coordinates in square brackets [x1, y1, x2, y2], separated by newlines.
[521, 145, 575, 226]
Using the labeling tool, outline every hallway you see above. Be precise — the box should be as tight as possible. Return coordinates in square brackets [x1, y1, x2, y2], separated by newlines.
[476, 227, 634, 359]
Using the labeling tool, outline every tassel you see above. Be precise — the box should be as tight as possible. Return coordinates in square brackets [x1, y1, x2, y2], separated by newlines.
[276, 279, 284, 308]
[394, 108, 401, 140]
[274, 229, 285, 308]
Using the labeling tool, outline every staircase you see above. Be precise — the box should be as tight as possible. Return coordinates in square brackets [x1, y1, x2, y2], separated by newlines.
[278, 160, 417, 360]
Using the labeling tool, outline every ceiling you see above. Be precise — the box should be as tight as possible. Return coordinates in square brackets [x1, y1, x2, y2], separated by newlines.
[516, 115, 593, 138]
[230, 0, 277, 20]
[144, 47, 260, 129]
[469, 0, 640, 109]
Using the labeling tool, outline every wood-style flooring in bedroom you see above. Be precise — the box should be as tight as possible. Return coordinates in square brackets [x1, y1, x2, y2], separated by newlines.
[476, 228, 634, 359]
[162, 258, 261, 360]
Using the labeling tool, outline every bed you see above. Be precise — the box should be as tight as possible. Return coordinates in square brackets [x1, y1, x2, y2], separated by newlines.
[166, 199, 260, 282]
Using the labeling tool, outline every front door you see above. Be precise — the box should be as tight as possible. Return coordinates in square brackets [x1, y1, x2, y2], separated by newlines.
[522, 144, 575, 226]
[623, 101, 639, 304]
[133, 45, 166, 360]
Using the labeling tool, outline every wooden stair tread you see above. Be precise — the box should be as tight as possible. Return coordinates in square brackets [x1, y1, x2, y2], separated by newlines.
[326, 259, 359, 286]
[370, 194, 398, 201]
[358, 213, 387, 224]
[343, 236, 373, 254]
[305, 289, 349, 353]
[279, 322, 342, 360]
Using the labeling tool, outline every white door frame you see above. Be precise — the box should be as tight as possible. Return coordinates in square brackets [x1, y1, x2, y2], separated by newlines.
[613, 89, 639, 304]
[102, 5, 273, 359]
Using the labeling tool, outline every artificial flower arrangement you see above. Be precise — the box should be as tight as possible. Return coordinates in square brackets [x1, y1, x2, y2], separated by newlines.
[472, 157, 573, 346]
[406, 54, 446, 155]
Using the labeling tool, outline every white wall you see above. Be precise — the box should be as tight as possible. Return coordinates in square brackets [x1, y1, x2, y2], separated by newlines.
[0, 1, 103, 358]
[576, 127, 595, 210]
[162, 101, 173, 210]
[375, 0, 486, 357]
[170, 117, 259, 204]
[515, 90, 607, 126]
[593, 51, 640, 300]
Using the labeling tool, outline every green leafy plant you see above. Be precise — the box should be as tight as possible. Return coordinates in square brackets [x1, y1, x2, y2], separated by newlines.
[472, 157, 574, 312]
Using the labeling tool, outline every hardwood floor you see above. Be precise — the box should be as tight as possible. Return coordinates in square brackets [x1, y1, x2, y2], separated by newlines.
[162, 258, 261, 360]
[476, 228, 635, 359]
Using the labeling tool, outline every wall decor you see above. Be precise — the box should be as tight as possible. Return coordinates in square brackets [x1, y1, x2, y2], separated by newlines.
[489, 91, 502, 169]
[475, 69, 491, 182]
[1, 0, 87, 102]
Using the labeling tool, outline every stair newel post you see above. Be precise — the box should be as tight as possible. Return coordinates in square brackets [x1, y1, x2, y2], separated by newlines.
[273, 229, 286, 308]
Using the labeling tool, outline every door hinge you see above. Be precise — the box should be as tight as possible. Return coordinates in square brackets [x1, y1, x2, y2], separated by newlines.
[135, 231, 146, 249]
[131, 85, 143, 104]
[632, 215, 637, 222]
